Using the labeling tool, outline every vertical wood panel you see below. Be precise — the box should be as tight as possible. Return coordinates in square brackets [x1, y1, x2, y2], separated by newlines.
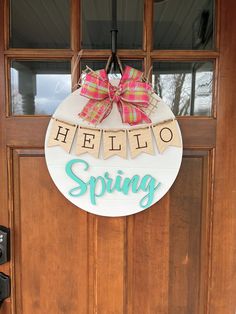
[127, 198, 169, 314]
[144, 0, 153, 72]
[0, 0, 8, 226]
[13, 152, 89, 314]
[169, 157, 203, 314]
[125, 155, 209, 314]
[210, 0, 236, 312]
[95, 217, 126, 313]
[71, 0, 80, 89]
[0, 2, 11, 312]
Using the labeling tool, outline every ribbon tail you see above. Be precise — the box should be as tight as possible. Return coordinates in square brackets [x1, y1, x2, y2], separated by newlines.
[118, 101, 151, 125]
[79, 99, 112, 125]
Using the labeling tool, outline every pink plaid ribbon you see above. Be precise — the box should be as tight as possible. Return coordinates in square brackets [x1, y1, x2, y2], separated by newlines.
[79, 66, 152, 125]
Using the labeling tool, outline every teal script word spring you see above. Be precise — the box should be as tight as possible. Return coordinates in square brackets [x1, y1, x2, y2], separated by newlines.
[65, 159, 161, 208]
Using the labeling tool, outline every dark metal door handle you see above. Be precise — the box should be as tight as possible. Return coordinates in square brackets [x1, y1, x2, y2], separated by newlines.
[0, 273, 10, 305]
[0, 226, 10, 265]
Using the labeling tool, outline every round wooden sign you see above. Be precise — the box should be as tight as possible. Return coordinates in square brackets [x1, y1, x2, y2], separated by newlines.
[45, 79, 183, 217]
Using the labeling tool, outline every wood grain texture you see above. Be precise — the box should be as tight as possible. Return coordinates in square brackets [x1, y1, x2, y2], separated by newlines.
[150, 50, 219, 59]
[144, 0, 153, 71]
[127, 197, 169, 314]
[4, 49, 219, 60]
[12, 150, 89, 314]
[95, 217, 126, 313]
[0, 2, 11, 312]
[71, 0, 80, 91]
[2, 0, 236, 313]
[8, 149, 210, 314]
[178, 118, 216, 148]
[0, 0, 8, 226]
[71, 0, 79, 52]
[4, 49, 74, 57]
[4, 116, 216, 149]
[209, 0, 236, 312]
[169, 157, 203, 314]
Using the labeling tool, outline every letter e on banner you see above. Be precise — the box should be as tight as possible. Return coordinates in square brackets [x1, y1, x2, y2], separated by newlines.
[128, 127, 154, 158]
[47, 119, 77, 153]
[103, 130, 127, 159]
[76, 127, 101, 158]
[152, 120, 181, 153]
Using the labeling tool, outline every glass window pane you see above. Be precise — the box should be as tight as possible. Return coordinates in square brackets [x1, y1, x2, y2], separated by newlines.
[81, 59, 143, 84]
[152, 61, 213, 116]
[80, 59, 143, 82]
[81, 0, 143, 49]
[153, 0, 214, 50]
[11, 60, 71, 115]
[10, 0, 70, 48]
[81, 59, 143, 72]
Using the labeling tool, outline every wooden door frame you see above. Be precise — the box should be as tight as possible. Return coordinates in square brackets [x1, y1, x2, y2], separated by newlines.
[0, 0, 235, 313]
[209, 0, 236, 312]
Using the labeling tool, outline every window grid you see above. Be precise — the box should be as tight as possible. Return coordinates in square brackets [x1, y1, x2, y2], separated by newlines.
[4, 0, 219, 117]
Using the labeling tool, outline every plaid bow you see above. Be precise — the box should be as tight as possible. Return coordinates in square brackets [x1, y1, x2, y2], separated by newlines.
[79, 66, 153, 125]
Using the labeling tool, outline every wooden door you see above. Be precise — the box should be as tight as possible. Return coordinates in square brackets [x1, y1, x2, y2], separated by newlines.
[0, 0, 235, 313]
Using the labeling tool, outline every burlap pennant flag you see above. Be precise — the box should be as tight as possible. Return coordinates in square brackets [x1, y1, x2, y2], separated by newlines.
[152, 120, 181, 153]
[128, 126, 154, 158]
[103, 129, 127, 159]
[47, 119, 77, 153]
[76, 126, 101, 158]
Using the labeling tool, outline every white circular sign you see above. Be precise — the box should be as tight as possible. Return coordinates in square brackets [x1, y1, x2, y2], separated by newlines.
[45, 80, 182, 217]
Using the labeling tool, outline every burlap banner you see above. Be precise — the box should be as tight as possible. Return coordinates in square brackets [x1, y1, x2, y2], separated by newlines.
[47, 118, 182, 158]
[47, 118, 77, 153]
[76, 126, 102, 158]
[103, 129, 127, 159]
[128, 126, 154, 158]
[152, 120, 182, 153]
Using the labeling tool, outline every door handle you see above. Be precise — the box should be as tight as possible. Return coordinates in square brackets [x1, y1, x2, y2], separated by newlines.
[0, 273, 10, 305]
[0, 226, 10, 265]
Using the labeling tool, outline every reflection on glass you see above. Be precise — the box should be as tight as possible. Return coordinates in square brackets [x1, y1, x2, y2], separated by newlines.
[81, 0, 143, 49]
[11, 60, 71, 115]
[81, 59, 142, 72]
[10, 0, 70, 48]
[152, 62, 213, 116]
[153, 0, 214, 49]
[81, 60, 143, 82]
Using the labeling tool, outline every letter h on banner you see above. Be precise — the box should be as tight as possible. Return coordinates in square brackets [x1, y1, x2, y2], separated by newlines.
[47, 119, 77, 153]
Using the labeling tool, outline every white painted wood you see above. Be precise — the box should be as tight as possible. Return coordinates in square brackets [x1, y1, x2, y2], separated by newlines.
[45, 79, 183, 217]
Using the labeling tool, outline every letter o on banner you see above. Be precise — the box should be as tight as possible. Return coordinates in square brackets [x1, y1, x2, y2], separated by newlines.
[45, 79, 183, 217]
[160, 127, 173, 143]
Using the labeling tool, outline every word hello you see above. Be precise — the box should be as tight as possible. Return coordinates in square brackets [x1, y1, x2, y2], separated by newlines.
[65, 158, 161, 208]
[47, 118, 182, 159]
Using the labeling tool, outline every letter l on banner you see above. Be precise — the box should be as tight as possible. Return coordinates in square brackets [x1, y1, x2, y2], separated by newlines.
[103, 130, 127, 159]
